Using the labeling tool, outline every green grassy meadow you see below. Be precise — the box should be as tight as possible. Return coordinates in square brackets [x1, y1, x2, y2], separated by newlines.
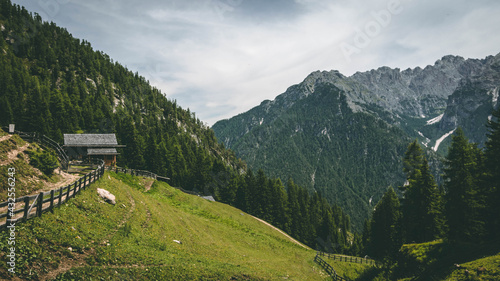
[0, 171, 336, 280]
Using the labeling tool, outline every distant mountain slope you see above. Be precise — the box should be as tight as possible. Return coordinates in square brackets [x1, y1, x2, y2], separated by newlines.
[213, 53, 500, 229]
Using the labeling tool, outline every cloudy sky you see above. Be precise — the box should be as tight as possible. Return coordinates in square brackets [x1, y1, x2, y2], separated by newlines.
[11, 0, 500, 125]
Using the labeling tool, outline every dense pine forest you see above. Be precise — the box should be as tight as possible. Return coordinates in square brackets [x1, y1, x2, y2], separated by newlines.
[362, 109, 500, 277]
[0, 0, 357, 255]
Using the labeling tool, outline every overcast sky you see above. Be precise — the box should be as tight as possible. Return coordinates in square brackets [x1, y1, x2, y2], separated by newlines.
[11, 0, 500, 125]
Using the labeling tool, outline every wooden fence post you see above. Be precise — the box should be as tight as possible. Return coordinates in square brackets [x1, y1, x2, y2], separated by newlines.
[50, 190, 55, 212]
[23, 196, 30, 221]
[37, 192, 43, 217]
[66, 184, 71, 203]
[83, 174, 87, 189]
[58, 186, 63, 206]
[73, 181, 78, 198]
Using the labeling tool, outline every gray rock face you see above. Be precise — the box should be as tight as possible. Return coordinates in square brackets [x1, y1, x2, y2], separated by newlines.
[214, 53, 500, 150]
[302, 54, 490, 119]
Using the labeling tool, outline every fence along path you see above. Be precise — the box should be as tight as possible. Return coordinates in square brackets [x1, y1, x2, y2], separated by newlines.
[0, 160, 105, 229]
[316, 251, 377, 266]
[314, 253, 349, 281]
[105, 166, 208, 197]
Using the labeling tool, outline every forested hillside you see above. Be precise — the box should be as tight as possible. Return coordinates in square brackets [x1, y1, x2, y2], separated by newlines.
[215, 84, 412, 230]
[0, 0, 356, 255]
[0, 0, 246, 191]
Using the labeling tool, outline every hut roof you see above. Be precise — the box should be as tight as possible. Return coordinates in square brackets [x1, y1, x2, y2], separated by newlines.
[63, 134, 121, 147]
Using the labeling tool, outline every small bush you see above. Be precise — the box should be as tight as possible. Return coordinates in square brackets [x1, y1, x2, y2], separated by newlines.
[26, 147, 59, 175]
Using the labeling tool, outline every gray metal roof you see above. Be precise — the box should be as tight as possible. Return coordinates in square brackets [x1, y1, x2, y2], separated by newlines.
[64, 134, 119, 147]
[87, 148, 119, 155]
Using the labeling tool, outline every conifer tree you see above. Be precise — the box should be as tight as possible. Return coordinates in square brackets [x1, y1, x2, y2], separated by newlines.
[361, 219, 371, 255]
[287, 179, 303, 240]
[417, 158, 445, 241]
[369, 187, 401, 260]
[443, 128, 485, 242]
[119, 115, 146, 169]
[400, 141, 423, 243]
[484, 107, 500, 236]
[400, 140, 445, 243]
[268, 178, 289, 231]
[402, 140, 424, 184]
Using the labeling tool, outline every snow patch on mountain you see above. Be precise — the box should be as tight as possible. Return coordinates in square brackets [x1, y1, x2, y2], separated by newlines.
[490, 87, 499, 106]
[418, 131, 431, 147]
[426, 114, 444, 125]
[433, 129, 456, 152]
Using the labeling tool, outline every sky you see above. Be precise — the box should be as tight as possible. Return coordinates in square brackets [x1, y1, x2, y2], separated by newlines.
[11, 0, 500, 125]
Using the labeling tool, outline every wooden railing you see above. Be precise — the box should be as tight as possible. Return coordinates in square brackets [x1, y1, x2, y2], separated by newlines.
[317, 251, 377, 266]
[0, 160, 105, 229]
[106, 166, 162, 181]
[105, 166, 203, 197]
[314, 253, 348, 281]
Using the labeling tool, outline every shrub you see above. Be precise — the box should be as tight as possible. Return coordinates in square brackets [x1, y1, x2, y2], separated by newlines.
[27, 147, 59, 175]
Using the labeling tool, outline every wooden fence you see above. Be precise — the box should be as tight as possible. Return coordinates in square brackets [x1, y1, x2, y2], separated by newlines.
[317, 251, 377, 266]
[0, 160, 105, 229]
[105, 166, 203, 197]
[314, 253, 348, 281]
[106, 166, 161, 181]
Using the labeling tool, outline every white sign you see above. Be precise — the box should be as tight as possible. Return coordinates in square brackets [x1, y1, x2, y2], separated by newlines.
[9, 124, 15, 133]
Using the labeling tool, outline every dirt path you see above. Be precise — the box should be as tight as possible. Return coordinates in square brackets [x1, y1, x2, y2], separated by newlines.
[45, 168, 81, 190]
[0, 134, 12, 142]
[250, 215, 310, 250]
[0, 142, 29, 166]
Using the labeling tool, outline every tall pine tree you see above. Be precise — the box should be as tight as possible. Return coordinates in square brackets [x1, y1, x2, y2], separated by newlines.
[400, 141, 444, 243]
[443, 128, 485, 242]
[369, 187, 401, 260]
[484, 107, 500, 237]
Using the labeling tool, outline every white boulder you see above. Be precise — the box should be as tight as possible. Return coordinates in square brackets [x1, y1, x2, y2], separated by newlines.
[97, 188, 116, 205]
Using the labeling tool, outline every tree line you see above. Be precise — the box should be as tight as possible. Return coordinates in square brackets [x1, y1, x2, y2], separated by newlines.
[213, 168, 358, 254]
[364, 108, 500, 261]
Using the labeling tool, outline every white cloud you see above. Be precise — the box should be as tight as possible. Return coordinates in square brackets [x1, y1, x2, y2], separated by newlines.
[11, 0, 500, 125]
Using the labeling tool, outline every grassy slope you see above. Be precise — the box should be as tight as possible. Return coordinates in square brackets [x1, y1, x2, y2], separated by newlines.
[1, 171, 335, 280]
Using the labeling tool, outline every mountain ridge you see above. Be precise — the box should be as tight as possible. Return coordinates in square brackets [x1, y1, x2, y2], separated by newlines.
[212, 52, 500, 229]
[215, 53, 500, 150]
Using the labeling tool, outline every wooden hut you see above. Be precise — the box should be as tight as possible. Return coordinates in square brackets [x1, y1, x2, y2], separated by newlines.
[63, 134, 125, 166]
